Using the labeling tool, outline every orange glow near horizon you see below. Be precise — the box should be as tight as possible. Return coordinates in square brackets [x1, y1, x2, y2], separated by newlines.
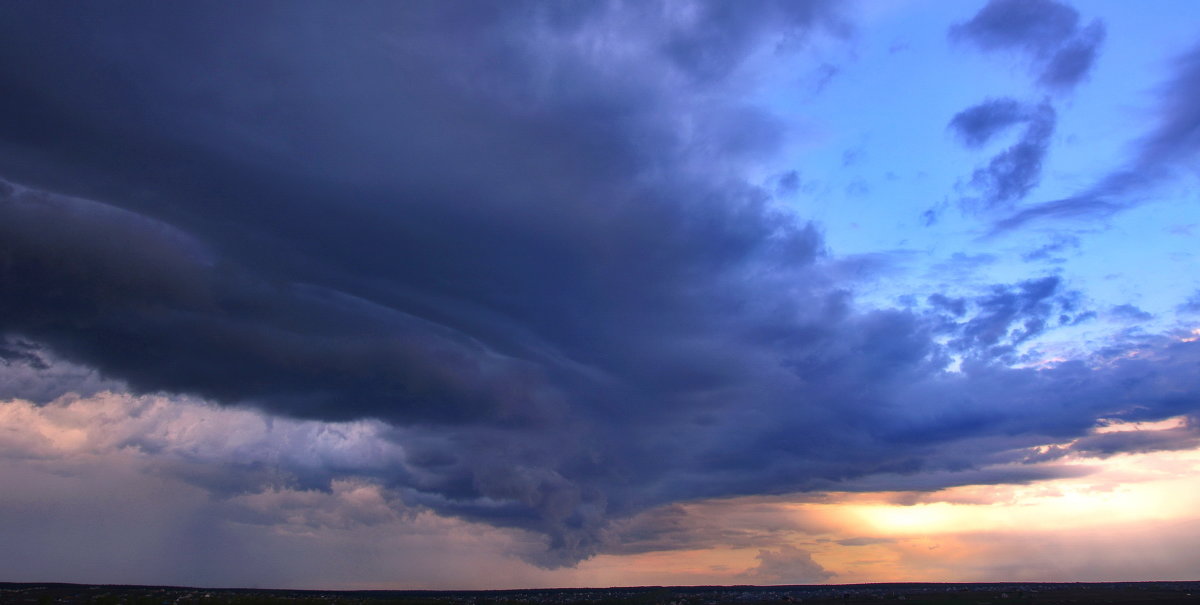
[581, 443, 1200, 584]
[3, 393, 1200, 587]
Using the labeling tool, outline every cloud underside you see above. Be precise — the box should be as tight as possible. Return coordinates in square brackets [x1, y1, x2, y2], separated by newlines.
[0, 1, 1199, 569]
[6, 391, 1200, 588]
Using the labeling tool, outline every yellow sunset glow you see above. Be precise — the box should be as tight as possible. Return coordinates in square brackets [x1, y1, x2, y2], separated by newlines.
[847, 455, 1200, 536]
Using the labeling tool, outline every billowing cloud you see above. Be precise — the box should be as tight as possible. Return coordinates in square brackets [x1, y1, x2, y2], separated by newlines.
[740, 545, 836, 584]
[662, 0, 847, 82]
[0, 392, 552, 589]
[1, 1, 1200, 576]
[0, 0, 849, 567]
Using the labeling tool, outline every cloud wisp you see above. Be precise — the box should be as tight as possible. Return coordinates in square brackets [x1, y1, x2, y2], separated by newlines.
[951, 0, 1105, 91]
[949, 98, 1057, 210]
[994, 40, 1200, 232]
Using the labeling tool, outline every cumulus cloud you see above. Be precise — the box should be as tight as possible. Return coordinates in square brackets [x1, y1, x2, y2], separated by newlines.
[740, 545, 836, 584]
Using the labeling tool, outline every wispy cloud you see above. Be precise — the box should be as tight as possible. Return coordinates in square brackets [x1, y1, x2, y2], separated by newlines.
[994, 41, 1200, 232]
[950, 0, 1105, 91]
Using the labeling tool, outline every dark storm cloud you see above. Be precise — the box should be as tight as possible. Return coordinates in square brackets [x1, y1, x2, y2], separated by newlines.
[951, 0, 1105, 91]
[662, 0, 846, 83]
[0, 338, 47, 370]
[0, 339, 117, 403]
[825, 463, 1094, 494]
[950, 99, 1056, 210]
[994, 40, 1200, 231]
[0, 0, 842, 566]
[0, 181, 565, 427]
[1020, 418, 1200, 463]
[1067, 424, 1200, 457]
[2, 1, 1200, 569]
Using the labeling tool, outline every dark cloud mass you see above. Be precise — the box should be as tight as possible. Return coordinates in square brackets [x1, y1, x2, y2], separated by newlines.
[0, 338, 47, 370]
[1, 1, 1200, 568]
[951, 0, 1105, 90]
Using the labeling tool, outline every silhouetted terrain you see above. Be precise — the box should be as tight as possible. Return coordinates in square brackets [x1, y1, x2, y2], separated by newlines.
[2, 582, 1198, 605]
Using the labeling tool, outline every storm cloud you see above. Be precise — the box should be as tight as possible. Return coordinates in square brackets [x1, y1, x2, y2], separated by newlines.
[1, 1, 1199, 571]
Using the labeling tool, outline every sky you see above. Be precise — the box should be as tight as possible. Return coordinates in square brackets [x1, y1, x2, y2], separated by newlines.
[1, 0, 1200, 590]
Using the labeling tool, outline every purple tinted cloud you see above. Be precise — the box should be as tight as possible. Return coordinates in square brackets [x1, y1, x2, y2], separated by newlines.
[951, 0, 1105, 91]
[0, 1, 1199, 571]
[995, 41, 1200, 231]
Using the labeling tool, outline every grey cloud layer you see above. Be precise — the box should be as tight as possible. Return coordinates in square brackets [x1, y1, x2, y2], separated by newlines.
[2, 1, 1200, 568]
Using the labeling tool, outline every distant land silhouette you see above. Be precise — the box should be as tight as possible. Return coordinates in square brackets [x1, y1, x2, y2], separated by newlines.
[2, 582, 1198, 605]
